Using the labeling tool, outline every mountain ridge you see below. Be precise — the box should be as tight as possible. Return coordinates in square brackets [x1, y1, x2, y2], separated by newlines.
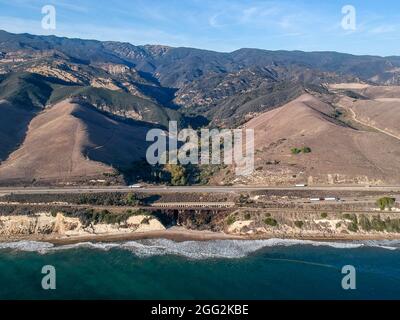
[1, 30, 400, 186]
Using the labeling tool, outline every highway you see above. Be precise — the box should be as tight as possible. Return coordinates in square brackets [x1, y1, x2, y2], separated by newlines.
[0, 185, 400, 195]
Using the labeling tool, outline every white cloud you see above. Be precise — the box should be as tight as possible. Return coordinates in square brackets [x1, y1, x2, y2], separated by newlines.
[208, 14, 222, 28]
[369, 25, 396, 34]
[0, 0, 88, 13]
[0, 15, 187, 46]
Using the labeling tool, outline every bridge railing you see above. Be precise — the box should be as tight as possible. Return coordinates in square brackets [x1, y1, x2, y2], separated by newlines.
[150, 202, 235, 209]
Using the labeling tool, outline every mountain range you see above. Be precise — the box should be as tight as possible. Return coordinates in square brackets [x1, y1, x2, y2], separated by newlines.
[0, 30, 399, 186]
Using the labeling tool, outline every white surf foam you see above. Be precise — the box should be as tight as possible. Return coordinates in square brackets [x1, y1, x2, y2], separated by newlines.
[356, 240, 400, 251]
[50, 242, 121, 252]
[0, 240, 54, 253]
[118, 239, 364, 259]
[0, 238, 398, 258]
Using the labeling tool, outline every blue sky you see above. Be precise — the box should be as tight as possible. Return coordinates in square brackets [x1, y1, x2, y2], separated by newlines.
[0, 0, 399, 56]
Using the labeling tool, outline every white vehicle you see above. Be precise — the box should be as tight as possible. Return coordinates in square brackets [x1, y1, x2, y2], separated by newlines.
[325, 197, 339, 201]
[310, 197, 339, 202]
[295, 184, 307, 187]
[128, 184, 143, 189]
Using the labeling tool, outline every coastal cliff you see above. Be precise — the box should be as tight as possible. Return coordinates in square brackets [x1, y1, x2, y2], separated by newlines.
[1, 209, 400, 242]
[0, 212, 165, 238]
[0, 191, 399, 242]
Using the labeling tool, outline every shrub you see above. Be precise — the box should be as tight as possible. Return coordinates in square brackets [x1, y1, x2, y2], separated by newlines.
[321, 212, 328, 218]
[244, 213, 251, 220]
[125, 193, 139, 206]
[238, 194, 250, 204]
[141, 217, 151, 225]
[376, 197, 396, 211]
[342, 213, 351, 220]
[165, 164, 187, 186]
[334, 110, 343, 118]
[371, 216, 386, 232]
[357, 215, 400, 233]
[291, 147, 312, 154]
[359, 215, 372, 231]
[385, 218, 400, 233]
[264, 217, 278, 227]
[291, 148, 302, 155]
[347, 222, 359, 232]
[342, 213, 357, 224]
[226, 216, 236, 225]
[294, 220, 304, 228]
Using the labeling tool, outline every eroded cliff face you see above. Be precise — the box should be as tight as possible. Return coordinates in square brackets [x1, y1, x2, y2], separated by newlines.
[1, 207, 400, 241]
[223, 210, 400, 238]
[0, 213, 165, 237]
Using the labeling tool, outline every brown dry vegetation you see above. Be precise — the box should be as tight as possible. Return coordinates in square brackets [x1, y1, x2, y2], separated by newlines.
[231, 93, 400, 185]
[0, 100, 150, 183]
[338, 86, 400, 139]
[0, 100, 37, 161]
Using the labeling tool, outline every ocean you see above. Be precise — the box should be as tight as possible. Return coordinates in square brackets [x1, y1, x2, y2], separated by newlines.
[0, 238, 399, 300]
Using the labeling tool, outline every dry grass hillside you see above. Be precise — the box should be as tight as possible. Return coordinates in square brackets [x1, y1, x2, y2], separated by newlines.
[0, 100, 150, 184]
[0, 100, 37, 162]
[228, 94, 400, 185]
[336, 85, 400, 139]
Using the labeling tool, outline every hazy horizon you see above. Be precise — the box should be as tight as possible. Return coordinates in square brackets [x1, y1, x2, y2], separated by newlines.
[2, 28, 399, 59]
[1, 0, 400, 56]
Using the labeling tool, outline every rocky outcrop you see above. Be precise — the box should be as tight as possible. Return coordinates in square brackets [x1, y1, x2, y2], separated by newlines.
[0, 213, 165, 237]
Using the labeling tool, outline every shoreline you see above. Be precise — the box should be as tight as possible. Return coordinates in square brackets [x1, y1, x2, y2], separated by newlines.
[1, 227, 400, 246]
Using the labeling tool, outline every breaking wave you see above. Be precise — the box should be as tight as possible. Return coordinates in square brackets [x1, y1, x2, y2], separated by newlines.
[1, 238, 400, 259]
[0, 240, 54, 252]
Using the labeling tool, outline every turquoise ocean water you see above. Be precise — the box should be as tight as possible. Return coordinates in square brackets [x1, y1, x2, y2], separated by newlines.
[0, 238, 399, 300]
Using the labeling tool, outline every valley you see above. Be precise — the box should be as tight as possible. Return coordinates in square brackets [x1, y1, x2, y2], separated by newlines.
[0, 30, 399, 187]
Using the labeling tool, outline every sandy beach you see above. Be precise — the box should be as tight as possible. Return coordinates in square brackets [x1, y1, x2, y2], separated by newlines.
[2, 226, 400, 246]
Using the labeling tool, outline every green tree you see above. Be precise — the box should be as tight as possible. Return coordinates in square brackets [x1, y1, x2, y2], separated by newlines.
[165, 164, 187, 186]
[376, 197, 396, 211]
[125, 193, 139, 206]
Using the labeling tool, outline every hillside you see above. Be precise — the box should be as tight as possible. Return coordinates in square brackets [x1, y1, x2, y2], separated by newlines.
[2, 30, 400, 127]
[0, 72, 54, 110]
[0, 71, 181, 127]
[0, 100, 37, 162]
[332, 85, 400, 139]
[1, 30, 400, 186]
[217, 94, 400, 185]
[48, 86, 182, 127]
[0, 100, 151, 185]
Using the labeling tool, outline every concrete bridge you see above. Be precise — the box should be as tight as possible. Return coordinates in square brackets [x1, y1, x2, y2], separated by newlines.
[150, 202, 236, 209]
